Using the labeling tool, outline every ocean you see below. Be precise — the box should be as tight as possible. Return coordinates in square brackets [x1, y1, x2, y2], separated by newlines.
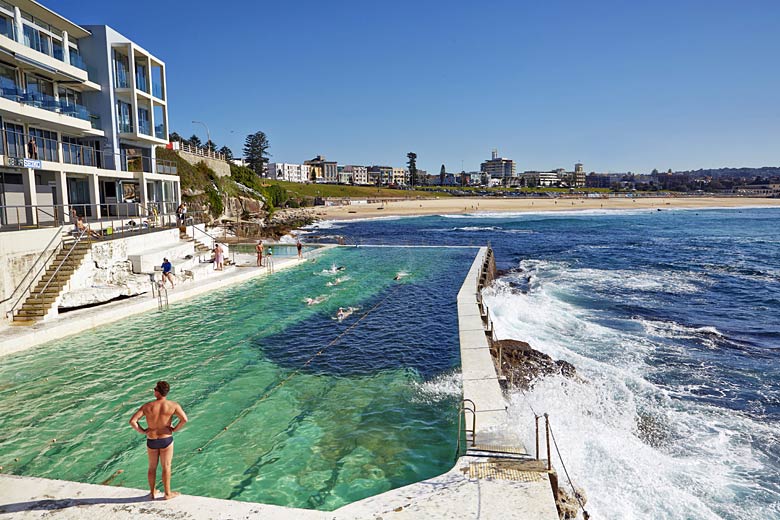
[304, 207, 780, 520]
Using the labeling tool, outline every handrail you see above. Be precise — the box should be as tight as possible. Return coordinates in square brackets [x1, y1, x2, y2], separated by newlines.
[1, 226, 64, 316]
[456, 398, 477, 459]
[33, 228, 89, 301]
[189, 220, 221, 249]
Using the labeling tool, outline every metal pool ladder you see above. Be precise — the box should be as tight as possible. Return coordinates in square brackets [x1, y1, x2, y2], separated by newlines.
[456, 399, 477, 458]
[150, 281, 169, 311]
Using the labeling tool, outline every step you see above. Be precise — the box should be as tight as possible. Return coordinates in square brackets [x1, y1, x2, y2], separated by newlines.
[22, 297, 57, 305]
[16, 309, 47, 316]
[12, 316, 38, 324]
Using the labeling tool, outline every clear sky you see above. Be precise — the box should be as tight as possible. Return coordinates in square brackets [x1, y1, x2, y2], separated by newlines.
[50, 0, 780, 173]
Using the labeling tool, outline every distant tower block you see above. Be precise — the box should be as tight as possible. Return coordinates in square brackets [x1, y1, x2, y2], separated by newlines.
[492, 149, 498, 160]
[575, 163, 584, 174]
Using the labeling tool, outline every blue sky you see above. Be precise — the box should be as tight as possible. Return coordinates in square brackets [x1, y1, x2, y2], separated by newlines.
[52, 0, 780, 173]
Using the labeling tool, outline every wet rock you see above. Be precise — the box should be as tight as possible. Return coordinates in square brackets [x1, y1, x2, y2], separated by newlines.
[556, 486, 587, 519]
[490, 339, 579, 389]
[635, 411, 672, 448]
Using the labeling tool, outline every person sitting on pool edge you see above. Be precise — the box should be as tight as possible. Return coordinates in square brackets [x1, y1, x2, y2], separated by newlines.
[129, 381, 188, 500]
[161, 258, 174, 289]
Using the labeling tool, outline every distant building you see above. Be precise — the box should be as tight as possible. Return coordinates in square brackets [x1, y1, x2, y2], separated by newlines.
[367, 165, 392, 185]
[267, 163, 309, 183]
[338, 165, 367, 184]
[585, 173, 611, 188]
[304, 155, 338, 183]
[573, 163, 586, 187]
[391, 167, 407, 185]
[522, 171, 561, 187]
[480, 149, 516, 179]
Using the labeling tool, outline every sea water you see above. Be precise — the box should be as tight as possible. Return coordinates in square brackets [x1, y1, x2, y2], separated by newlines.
[304, 207, 780, 519]
[0, 246, 473, 510]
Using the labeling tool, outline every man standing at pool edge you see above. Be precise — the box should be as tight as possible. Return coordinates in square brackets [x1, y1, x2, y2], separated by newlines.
[129, 381, 188, 500]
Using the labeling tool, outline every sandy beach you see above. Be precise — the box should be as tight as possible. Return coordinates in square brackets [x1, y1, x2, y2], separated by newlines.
[306, 196, 780, 221]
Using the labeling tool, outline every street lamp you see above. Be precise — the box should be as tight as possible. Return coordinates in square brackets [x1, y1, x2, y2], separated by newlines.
[192, 120, 210, 149]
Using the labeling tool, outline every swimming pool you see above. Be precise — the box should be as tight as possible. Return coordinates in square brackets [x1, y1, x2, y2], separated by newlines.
[0, 246, 474, 510]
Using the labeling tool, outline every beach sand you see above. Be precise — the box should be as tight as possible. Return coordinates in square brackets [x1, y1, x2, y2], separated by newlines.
[305, 196, 780, 221]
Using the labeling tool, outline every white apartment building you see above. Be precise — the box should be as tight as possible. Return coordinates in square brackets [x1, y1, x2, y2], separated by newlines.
[0, 0, 179, 229]
[391, 167, 407, 186]
[341, 165, 368, 185]
[267, 162, 309, 183]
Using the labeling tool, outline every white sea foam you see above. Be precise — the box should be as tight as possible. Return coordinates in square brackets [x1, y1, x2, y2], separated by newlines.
[410, 370, 462, 403]
[483, 262, 780, 519]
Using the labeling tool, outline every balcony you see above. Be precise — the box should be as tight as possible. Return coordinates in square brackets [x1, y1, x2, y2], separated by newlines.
[156, 159, 177, 175]
[0, 88, 100, 128]
[3, 129, 99, 168]
[154, 124, 165, 140]
[69, 51, 88, 72]
[138, 121, 151, 136]
[118, 121, 133, 134]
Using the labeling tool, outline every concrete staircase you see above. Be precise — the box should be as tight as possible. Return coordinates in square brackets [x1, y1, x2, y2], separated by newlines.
[12, 239, 92, 325]
[181, 233, 212, 256]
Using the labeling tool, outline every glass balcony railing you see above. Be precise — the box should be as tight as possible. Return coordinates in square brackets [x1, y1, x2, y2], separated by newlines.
[138, 121, 150, 135]
[69, 51, 88, 72]
[154, 124, 165, 140]
[0, 20, 16, 41]
[118, 121, 133, 134]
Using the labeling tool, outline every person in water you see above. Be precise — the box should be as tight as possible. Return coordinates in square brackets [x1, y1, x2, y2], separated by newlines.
[129, 381, 188, 500]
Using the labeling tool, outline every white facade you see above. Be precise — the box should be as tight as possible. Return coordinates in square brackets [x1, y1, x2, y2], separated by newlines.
[391, 167, 407, 185]
[341, 165, 368, 185]
[0, 0, 179, 229]
[267, 162, 309, 183]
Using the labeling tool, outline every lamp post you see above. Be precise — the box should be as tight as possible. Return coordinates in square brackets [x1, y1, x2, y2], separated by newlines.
[192, 120, 210, 150]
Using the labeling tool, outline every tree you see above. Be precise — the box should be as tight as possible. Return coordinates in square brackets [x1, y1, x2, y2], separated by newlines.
[243, 131, 270, 175]
[407, 152, 417, 186]
[440, 164, 446, 186]
[168, 131, 182, 142]
[205, 139, 217, 152]
[219, 146, 234, 161]
[189, 134, 202, 148]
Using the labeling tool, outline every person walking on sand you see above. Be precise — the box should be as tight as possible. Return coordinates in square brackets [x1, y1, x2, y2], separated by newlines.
[214, 243, 224, 270]
[296, 240, 303, 260]
[256, 240, 263, 267]
[129, 381, 188, 500]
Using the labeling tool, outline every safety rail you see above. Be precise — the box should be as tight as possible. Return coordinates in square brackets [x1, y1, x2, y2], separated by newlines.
[1, 226, 64, 319]
[0, 202, 181, 232]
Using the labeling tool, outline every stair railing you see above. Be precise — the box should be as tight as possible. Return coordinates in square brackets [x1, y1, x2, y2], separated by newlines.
[2, 226, 64, 319]
[31, 228, 89, 304]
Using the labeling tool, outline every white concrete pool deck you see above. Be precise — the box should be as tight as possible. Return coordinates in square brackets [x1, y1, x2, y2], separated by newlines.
[0, 245, 559, 519]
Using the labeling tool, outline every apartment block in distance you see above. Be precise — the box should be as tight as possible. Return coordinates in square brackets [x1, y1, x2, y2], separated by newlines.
[480, 149, 516, 179]
[0, 0, 179, 229]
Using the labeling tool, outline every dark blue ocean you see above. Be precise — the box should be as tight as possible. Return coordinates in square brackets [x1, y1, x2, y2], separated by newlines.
[303, 207, 780, 520]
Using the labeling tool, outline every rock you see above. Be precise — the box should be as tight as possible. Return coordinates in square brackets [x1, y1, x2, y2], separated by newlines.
[556, 486, 587, 519]
[491, 339, 578, 389]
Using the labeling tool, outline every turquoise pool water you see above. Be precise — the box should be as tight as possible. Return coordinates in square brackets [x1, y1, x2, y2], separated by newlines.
[0, 246, 474, 510]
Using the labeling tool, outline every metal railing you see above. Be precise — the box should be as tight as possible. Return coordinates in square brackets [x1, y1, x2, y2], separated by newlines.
[1, 226, 64, 318]
[176, 141, 226, 161]
[456, 399, 477, 458]
[150, 280, 169, 311]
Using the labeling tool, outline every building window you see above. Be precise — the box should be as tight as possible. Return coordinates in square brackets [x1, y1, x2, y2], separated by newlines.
[0, 13, 13, 39]
[113, 50, 129, 88]
[117, 101, 133, 133]
[28, 127, 58, 162]
[22, 24, 51, 55]
[0, 63, 18, 100]
[138, 107, 150, 135]
[5, 123, 25, 158]
[135, 63, 148, 92]
[151, 65, 164, 99]
[153, 105, 165, 139]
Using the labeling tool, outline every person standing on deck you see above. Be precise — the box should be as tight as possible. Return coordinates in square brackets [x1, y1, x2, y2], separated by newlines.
[296, 240, 303, 260]
[214, 243, 224, 270]
[256, 240, 263, 267]
[129, 381, 188, 500]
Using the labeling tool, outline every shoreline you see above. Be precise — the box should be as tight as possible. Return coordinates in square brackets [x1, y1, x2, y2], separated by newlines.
[300, 196, 780, 222]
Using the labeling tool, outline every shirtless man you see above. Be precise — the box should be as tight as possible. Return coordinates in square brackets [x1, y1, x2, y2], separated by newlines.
[129, 381, 188, 500]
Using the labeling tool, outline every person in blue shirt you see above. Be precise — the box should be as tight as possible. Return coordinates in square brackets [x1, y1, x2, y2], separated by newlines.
[161, 258, 174, 289]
